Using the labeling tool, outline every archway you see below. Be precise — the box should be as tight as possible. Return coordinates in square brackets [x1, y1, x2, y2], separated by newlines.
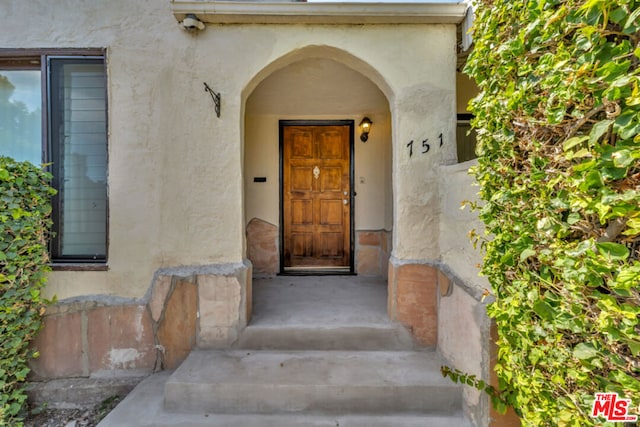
[242, 46, 393, 279]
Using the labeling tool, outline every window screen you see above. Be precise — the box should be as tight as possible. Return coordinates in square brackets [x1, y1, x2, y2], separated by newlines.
[49, 58, 107, 261]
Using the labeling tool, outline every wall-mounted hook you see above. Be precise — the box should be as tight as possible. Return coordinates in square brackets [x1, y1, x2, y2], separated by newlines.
[204, 82, 221, 118]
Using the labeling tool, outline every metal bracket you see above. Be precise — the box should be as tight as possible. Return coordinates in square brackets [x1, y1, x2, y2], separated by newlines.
[203, 82, 221, 118]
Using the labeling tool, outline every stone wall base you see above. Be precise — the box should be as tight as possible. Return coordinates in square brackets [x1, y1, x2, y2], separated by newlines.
[355, 230, 392, 276]
[30, 301, 157, 379]
[246, 218, 392, 277]
[246, 218, 278, 275]
[30, 262, 252, 379]
[387, 260, 440, 347]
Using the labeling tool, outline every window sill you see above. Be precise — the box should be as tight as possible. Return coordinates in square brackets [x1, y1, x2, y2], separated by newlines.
[51, 263, 109, 272]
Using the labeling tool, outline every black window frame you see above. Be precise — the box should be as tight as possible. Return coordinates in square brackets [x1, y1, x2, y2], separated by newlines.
[0, 48, 109, 269]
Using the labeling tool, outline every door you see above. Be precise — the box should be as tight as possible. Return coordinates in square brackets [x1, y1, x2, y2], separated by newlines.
[281, 121, 353, 271]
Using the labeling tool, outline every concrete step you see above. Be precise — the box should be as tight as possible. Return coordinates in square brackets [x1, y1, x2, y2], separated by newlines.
[164, 349, 461, 415]
[236, 323, 418, 350]
[99, 372, 473, 427]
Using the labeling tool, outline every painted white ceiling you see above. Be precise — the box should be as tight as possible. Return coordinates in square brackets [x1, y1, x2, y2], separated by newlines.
[246, 57, 389, 116]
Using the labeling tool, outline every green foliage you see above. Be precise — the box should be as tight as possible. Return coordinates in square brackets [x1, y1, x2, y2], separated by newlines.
[0, 156, 55, 426]
[441, 366, 508, 411]
[465, 0, 640, 425]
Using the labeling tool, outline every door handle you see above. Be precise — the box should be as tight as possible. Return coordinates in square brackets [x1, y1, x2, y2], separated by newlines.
[313, 166, 320, 180]
[343, 199, 348, 205]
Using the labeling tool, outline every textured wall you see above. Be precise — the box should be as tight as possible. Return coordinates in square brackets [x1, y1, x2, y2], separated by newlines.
[439, 160, 489, 292]
[1, 0, 458, 299]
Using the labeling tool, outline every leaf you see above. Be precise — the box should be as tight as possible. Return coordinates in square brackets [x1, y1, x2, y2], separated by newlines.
[624, 6, 640, 31]
[533, 299, 556, 322]
[627, 341, 640, 357]
[548, 107, 566, 124]
[623, 218, 640, 235]
[625, 81, 640, 106]
[570, 148, 592, 159]
[573, 343, 598, 360]
[611, 149, 634, 168]
[610, 7, 627, 24]
[589, 119, 613, 145]
[573, 159, 596, 172]
[520, 247, 536, 262]
[581, 169, 604, 190]
[563, 135, 589, 151]
[609, 371, 640, 393]
[567, 212, 581, 225]
[596, 242, 629, 260]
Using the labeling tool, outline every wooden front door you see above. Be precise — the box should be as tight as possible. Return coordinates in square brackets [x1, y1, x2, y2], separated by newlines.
[281, 122, 353, 271]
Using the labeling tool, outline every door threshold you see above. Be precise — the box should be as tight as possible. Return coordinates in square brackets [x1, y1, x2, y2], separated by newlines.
[280, 267, 355, 276]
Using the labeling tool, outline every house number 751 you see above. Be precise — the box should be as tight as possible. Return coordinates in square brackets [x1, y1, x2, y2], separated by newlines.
[407, 133, 444, 158]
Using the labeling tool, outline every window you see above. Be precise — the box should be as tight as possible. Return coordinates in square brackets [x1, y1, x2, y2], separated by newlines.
[0, 50, 108, 264]
[456, 113, 477, 163]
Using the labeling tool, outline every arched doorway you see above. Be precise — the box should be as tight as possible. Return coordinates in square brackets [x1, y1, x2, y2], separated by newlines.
[242, 47, 393, 279]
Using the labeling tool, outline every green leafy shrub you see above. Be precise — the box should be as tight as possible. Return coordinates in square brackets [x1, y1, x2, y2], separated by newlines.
[463, 0, 640, 425]
[0, 156, 55, 426]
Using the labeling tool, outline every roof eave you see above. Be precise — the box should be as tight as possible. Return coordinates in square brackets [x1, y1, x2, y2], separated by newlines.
[171, 1, 469, 25]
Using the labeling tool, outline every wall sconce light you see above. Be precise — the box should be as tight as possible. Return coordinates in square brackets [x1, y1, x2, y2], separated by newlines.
[359, 117, 373, 142]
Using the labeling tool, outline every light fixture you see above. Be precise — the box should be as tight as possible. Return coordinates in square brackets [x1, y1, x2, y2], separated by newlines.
[359, 117, 373, 142]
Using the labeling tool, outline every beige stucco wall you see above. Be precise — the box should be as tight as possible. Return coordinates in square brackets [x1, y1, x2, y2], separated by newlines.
[1, 0, 460, 300]
[438, 160, 491, 427]
[389, 31, 458, 261]
[438, 160, 488, 291]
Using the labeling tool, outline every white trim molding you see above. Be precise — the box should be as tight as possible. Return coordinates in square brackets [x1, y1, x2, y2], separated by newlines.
[171, 1, 469, 25]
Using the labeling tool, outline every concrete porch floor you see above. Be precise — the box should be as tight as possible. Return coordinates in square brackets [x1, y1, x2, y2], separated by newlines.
[250, 275, 389, 326]
[237, 275, 416, 351]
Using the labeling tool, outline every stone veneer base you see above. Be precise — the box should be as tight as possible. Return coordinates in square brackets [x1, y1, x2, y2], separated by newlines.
[30, 262, 251, 379]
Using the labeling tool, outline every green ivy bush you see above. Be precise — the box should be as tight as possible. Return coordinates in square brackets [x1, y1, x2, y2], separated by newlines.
[0, 156, 55, 426]
[463, 0, 640, 425]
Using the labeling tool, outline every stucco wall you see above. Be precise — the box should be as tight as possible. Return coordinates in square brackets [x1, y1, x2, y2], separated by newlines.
[437, 161, 491, 427]
[389, 29, 458, 261]
[1, 0, 458, 301]
[438, 159, 488, 292]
